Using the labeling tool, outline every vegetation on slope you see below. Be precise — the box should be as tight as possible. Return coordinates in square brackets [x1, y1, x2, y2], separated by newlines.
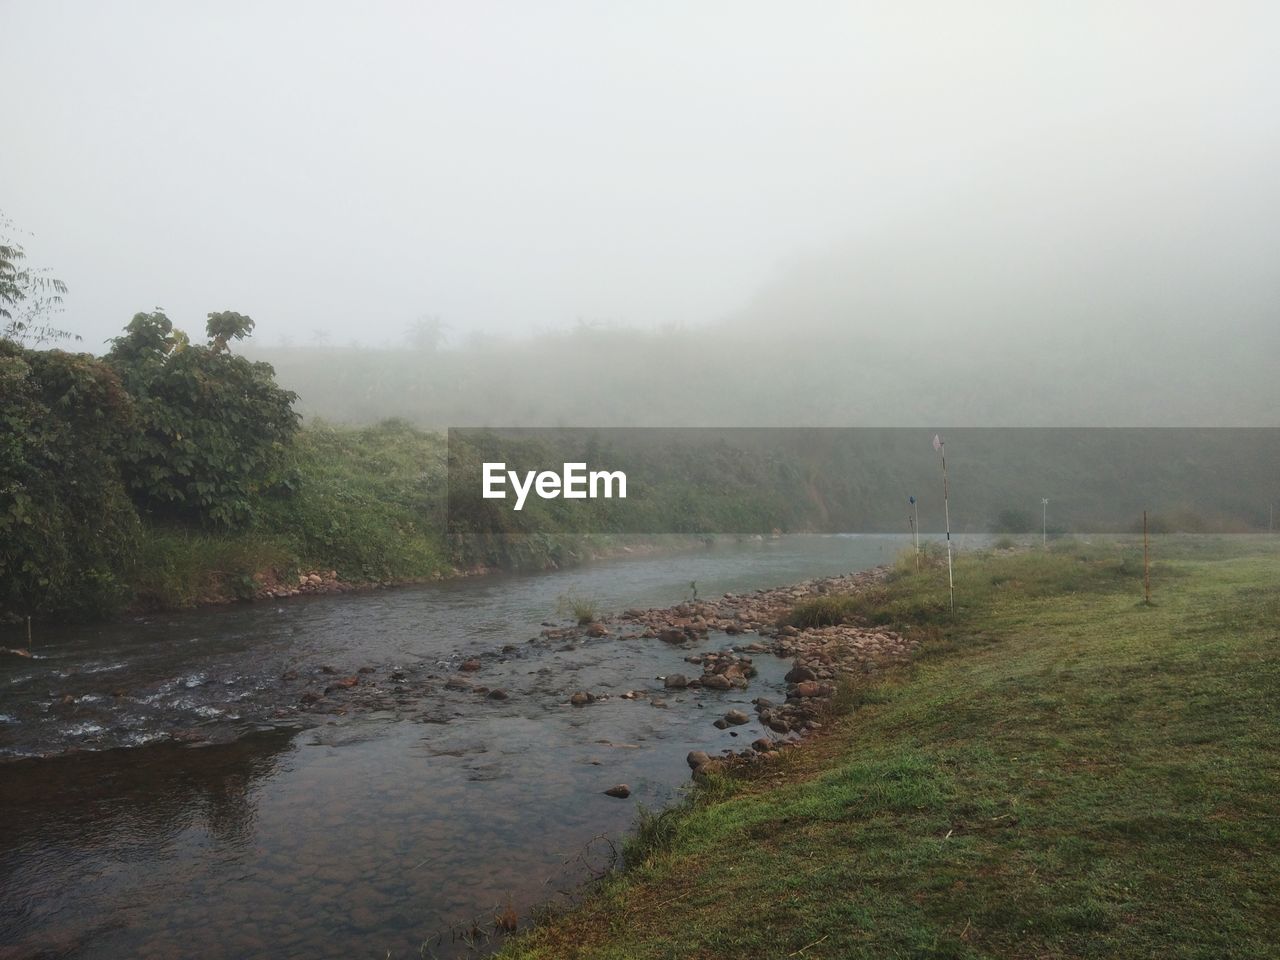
[499, 538, 1280, 959]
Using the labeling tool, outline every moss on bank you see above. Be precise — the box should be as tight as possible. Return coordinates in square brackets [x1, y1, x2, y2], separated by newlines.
[499, 537, 1280, 959]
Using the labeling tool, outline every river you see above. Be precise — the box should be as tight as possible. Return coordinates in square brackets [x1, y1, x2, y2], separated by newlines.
[1, 535, 918, 959]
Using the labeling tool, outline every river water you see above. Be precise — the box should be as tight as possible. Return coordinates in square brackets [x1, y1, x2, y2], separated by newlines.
[1, 535, 914, 960]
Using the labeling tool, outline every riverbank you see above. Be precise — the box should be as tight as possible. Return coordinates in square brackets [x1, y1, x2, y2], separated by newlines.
[6, 418, 700, 625]
[497, 537, 1280, 959]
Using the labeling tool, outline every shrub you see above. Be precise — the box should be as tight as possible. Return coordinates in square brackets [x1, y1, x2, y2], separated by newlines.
[106, 310, 299, 528]
[0, 342, 140, 620]
[557, 589, 599, 625]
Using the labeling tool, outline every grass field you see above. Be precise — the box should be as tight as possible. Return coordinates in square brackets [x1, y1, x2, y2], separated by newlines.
[499, 536, 1280, 959]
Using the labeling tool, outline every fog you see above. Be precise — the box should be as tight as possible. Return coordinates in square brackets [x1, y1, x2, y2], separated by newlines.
[3, 1, 1277, 424]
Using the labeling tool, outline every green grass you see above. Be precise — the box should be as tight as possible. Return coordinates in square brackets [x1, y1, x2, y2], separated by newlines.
[557, 589, 602, 625]
[123, 420, 451, 611]
[499, 537, 1280, 959]
[257, 418, 449, 582]
[129, 527, 296, 609]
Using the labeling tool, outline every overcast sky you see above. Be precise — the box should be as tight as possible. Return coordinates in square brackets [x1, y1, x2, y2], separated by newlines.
[3, 1, 1277, 349]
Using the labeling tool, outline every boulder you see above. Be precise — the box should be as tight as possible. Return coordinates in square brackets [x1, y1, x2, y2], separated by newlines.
[724, 709, 750, 726]
[686, 750, 711, 769]
[603, 784, 631, 798]
[460, 659, 482, 672]
[663, 673, 689, 689]
[785, 664, 817, 683]
[701, 674, 732, 691]
[585, 622, 609, 638]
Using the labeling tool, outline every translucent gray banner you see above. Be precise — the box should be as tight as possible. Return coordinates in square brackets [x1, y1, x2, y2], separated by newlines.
[446, 428, 1279, 536]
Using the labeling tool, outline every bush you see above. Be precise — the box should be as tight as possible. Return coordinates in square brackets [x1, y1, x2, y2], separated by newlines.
[557, 589, 600, 625]
[106, 310, 299, 527]
[0, 342, 140, 620]
[255, 420, 447, 582]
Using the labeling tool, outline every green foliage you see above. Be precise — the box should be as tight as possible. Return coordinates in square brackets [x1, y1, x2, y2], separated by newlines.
[556, 589, 600, 625]
[0, 213, 74, 346]
[0, 341, 139, 619]
[106, 310, 300, 527]
[255, 420, 448, 581]
[129, 527, 294, 610]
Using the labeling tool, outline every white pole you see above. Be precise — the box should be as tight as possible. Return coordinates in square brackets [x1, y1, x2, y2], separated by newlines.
[909, 495, 920, 570]
[935, 436, 954, 611]
[1042, 498, 1049, 547]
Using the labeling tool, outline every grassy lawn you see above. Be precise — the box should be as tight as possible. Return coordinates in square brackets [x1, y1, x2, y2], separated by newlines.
[499, 537, 1280, 959]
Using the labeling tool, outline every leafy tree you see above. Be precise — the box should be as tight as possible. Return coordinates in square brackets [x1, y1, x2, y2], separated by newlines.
[0, 340, 139, 619]
[0, 213, 75, 346]
[106, 310, 300, 527]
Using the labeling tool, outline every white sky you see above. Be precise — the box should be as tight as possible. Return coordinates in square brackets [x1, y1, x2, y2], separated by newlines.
[2, 1, 1277, 348]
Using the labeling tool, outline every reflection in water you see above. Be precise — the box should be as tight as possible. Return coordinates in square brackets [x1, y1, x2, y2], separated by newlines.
[0, 536, 920, 959]
[0, 731, 293, 959]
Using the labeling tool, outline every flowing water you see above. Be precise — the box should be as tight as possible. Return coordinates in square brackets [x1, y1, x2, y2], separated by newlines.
[0, 535, 917, 960]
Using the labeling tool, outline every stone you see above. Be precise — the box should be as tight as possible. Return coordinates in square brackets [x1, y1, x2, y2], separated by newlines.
[658, 628, 686, 644]
[765, 715, 791, 734]
[724, 709, 750, 725]
[752, 738, 774, 752]
[460, 658, 482, 672]
[663, 673, 689, 689]
[794, 681, 823, 698]
[785, 664, 817, 683]
[687, 750, 711, 769]
[585, 622, 609, 637]
[488, 689, 509, 700]
[603, 784, 631, 798]
[701, 674, 732, 691]
[570, 691, 592, 706]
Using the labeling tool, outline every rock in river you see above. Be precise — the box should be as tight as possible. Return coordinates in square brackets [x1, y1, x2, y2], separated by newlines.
[603, 784, 631, 798]
[686, 750, 711, 769]
[663, 673, 689, 689]
[724, 709, 750, 726]
[785, 664, 816, 683]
